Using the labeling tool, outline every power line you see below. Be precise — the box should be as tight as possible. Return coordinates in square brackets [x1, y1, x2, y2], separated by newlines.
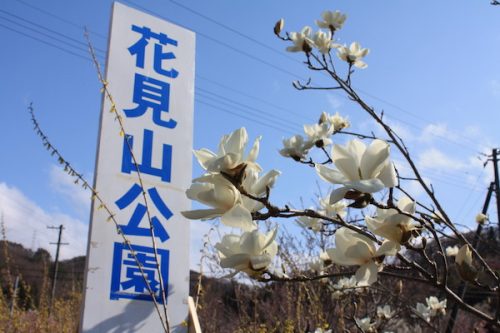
[0, 9, 106, 55]
[166, 0, 296, 64]
[197, 87, 304, 129]
[196, 74, 311, 122]
[5, 5, 484, 153]
[0, 21, 483, 167]
[14, 0, 106, 40]
[153, 1, 482, 151]
[0, 23, 95, 63]
[196, 98, 295, 135]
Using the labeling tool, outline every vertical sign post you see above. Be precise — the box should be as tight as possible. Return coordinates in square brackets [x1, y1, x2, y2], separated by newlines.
[80, 2, 195, 332]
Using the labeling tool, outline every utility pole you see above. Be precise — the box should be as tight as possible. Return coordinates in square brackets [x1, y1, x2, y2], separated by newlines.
[10, 275, 20, 316]
[492, 148, 500, 230]
[446, 148, 500, 333]
[445, 182, 494, 333]
[47, 224, 68, 312]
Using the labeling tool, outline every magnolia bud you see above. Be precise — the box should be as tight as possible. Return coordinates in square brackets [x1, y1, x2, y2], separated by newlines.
[274, 18, 284, 36]
[475, 213, 488, 225]
[318, 111, 329, 125]
[396, 280, 403, 295]
[456, 244, 477, 282]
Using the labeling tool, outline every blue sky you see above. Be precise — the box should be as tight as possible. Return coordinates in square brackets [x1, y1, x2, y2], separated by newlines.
[1, 0, 499, 267]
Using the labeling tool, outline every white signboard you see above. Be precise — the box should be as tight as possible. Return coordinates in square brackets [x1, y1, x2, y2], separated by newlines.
[80, 2, 195, 332]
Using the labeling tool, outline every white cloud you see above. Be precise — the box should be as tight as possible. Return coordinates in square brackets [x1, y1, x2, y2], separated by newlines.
[417, 148, 467, 171]
[49, 164, 92, 218]
[0, 182, 89, 259]
[418, 123, 459, 144]
[189, 220, 216, 271]
[490, 79, 500, 96]
[326, 94, 342, 109]
[0, 181, 218, 273]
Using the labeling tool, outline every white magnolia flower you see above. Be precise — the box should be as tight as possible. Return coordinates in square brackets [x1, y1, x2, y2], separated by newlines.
[475, 213, 488, 224]
[319, 196, 347, 219]
[326, 227, 399, 286]
[415, 302, 431, 322]
[445, 245, 459, 256]
[425, 296, 447, 316]
[365, 196, 418, 244]
[279, 135, 312, 161]
[193, 127, 261, 176]
[331, 276, 360, 298]
[315, 10, 347, 32]
[304, 122, 333, 148]
[337, 42, 370, 69]
[329, 112, 350, 132]
[309, 258, 325, 275]
[241, 169, 281, 212]
[415, 296, 446, 321]
[334, 276, 358, 290]
[312, 30, 336, 54]
[286, 26, 313, 53]
[355, 317, 376, 332]
[215, 228, 278, 277]
[297, 215, 323, 232]
[311, 329, 332, 333]
[456, 244, 472, 266]
[377, 305, 394, 319]
[316, 139, 397, 204]
[181, 174, 256, 231]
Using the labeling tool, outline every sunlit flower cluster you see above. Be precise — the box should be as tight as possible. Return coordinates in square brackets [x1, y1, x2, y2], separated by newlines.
[337, 42, 370, 69]
[182, 128, 280, 276]
[415, 296, 447, 322]
[280, 111, 350, 161]
[445, 245, 459, 256]
[355, 316, 376, 332]
[330, 276, 360, 299]
[215, 228, 278, 277]
[366, 196, 419, 245]
[377, 305, 394, 319]
[326, 227, 398, 286]
[316, 139, 397, 205]
[281, 10, 370, 68]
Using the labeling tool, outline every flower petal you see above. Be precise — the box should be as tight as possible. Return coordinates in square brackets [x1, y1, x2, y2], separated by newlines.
[181, 208, 225, 220]
[249, 255, 271, 271]
[246, 135, 262, 162]
[355, 261, 379, 286]
[251, 170, 281, 195]
[375, 240, 400, 257]
[378, 161, 397, 188]
[333, 141, 363, 181]
[316, 164, 348, 184]
[225, 128, 248, 155]
[326, 247, 356, 266]
[360, 140, 390, 179]
[220, 204, 256, 231]
[345, 179, 385, 193]
[193, 149, 217, 170]
[220, 253, 250, 270]
[330, 187, 350, 204]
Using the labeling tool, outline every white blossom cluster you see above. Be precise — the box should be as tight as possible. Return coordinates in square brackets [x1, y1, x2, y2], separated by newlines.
[182, 10, 430, 290]
[279, 111, 350, 161]
[181, 128, 281, 277]
[330, 276, 360, 299]
[278, 10, 369, 68]
[183, 110, 414, 285]
[415, 296, 447, 322]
